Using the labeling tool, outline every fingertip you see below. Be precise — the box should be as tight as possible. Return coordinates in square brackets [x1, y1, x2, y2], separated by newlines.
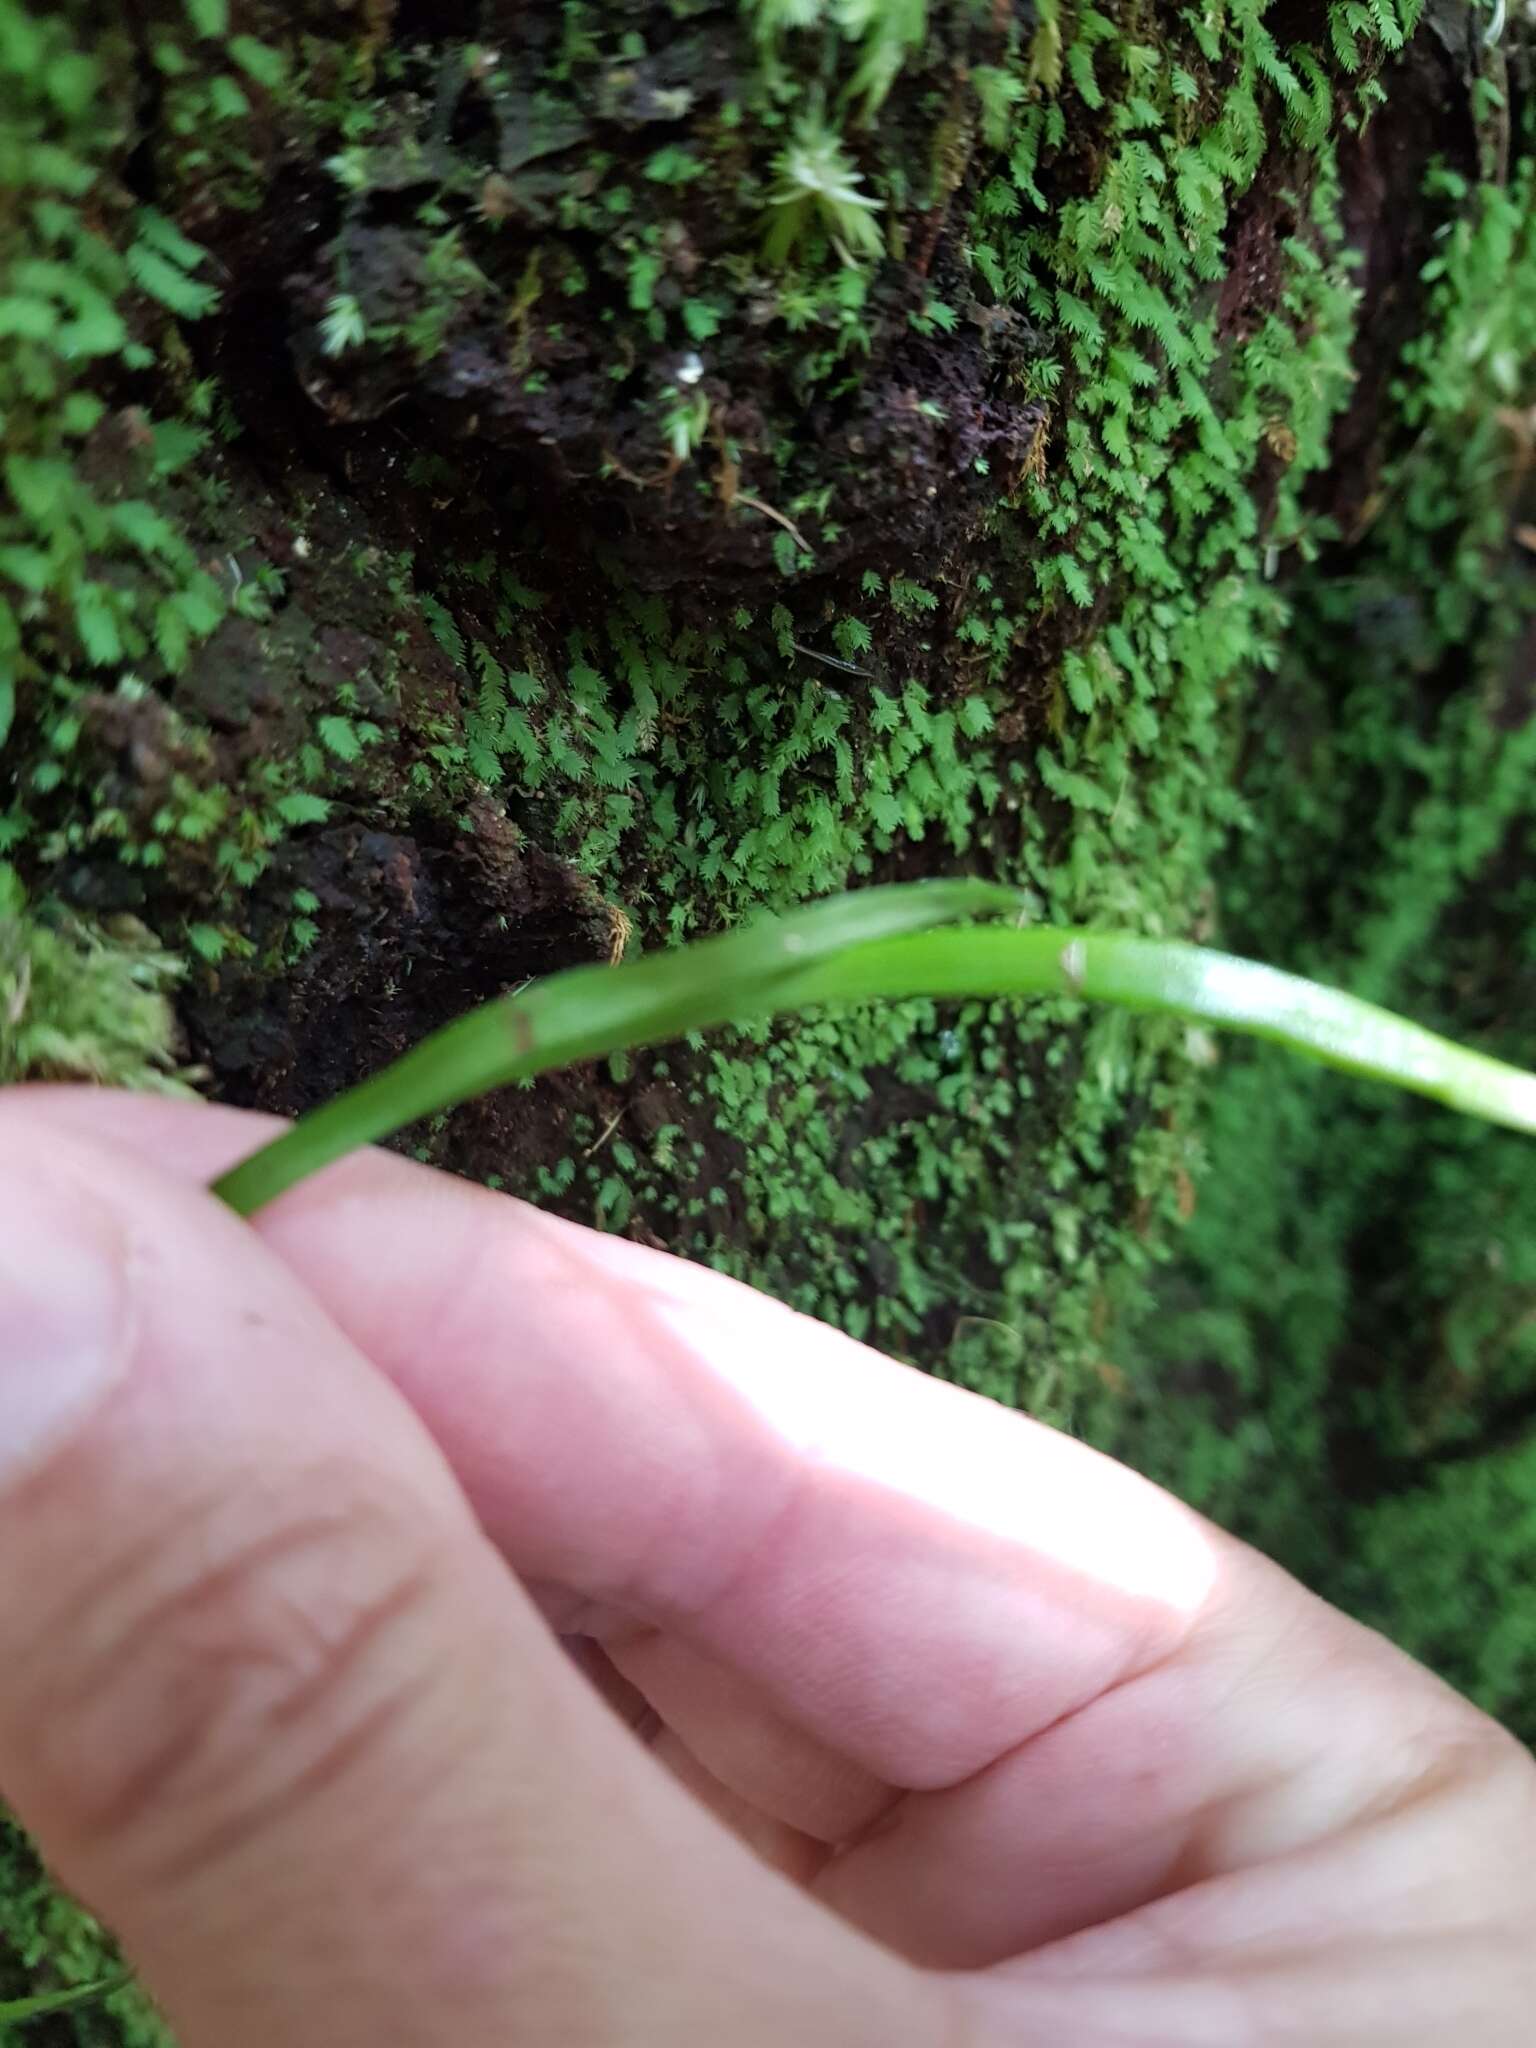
[0, 1084, 288, 1187]
[0, 1131, 136, 1497]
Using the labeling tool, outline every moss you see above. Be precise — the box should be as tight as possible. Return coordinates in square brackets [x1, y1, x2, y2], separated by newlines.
[0, 0, 228, 741]
[1098, 126, 1536, 1732]
[348, 0, 1382, 1406]
[0, 1823, 168, 2046]
[0, 864, 187, 1090]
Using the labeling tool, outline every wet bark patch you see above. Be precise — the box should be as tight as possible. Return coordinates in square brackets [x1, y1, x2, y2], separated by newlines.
[182, 811, 612, 1118]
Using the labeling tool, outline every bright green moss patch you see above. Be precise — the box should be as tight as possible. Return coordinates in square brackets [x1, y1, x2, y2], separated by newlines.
[1101, 127, 1536, 1735]
[0, 1823, 164, 2045]
[0, 865, 187, 1090]
[0, 0, 227, 734]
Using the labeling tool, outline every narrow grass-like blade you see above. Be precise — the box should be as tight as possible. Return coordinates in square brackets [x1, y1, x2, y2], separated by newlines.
[0, 1976, 125, 2028]
[783, 926, 1536, 1133]
[212, 892, 1536, 1218]
[212, 879, 1023, 1215]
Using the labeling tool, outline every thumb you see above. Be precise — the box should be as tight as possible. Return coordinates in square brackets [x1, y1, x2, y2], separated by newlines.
[0, 1120, 925, 2046]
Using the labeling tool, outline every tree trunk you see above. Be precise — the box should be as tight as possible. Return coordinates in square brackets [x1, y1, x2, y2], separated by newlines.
[3, 0, 1534, 2025]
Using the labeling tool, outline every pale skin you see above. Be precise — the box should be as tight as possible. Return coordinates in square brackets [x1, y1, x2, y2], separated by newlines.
[0, 1089, 1532, 2046]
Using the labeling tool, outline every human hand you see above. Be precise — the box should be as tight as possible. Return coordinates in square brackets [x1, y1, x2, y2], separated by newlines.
[0, 1091, 1531, 2047]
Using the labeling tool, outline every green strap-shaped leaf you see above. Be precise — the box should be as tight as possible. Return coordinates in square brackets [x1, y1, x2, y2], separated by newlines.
[0, 1974, 125, 2028]
[212, 886, 1536, 1218]
[213, 880, 1022, 1214]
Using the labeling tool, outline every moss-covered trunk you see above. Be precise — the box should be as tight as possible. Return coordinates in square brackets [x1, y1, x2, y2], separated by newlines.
[3, 0, 1535, 2030]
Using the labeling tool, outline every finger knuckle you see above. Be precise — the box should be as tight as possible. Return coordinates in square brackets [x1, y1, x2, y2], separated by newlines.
[25, 1463, 448, 1885]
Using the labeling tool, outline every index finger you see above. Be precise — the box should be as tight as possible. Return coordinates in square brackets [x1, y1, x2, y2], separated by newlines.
[1, 1088, 1221, 1790]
